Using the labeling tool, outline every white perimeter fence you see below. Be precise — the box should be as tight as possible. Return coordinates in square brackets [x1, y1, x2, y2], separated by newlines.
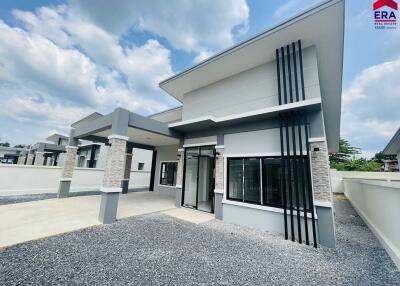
[331, 169, 400, 270]
[0, 164, 150, 196]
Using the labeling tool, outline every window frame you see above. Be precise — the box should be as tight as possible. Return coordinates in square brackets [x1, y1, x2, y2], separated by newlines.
[226, 155, 311, 211]
[159, 161, 178, 187]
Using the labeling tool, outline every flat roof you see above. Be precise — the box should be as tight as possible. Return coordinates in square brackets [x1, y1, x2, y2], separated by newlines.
[159, 0, 345, 152]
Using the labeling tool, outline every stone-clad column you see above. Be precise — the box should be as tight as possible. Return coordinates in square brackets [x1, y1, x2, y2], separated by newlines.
[99, 135, 128, 224]
[26, 153, 34, 165]
[57, 129, 79, 198]
[121, 145, 133, 194]
[175, 148, 185, 207]
[57, 146, 78, 198]
[34, 152, 45, 166]
[17, 155, 25, 165]
[214, 146, 224, 220]
[309, 138, 336, 248]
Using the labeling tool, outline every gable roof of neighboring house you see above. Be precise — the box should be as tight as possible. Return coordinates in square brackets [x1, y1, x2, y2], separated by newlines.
[159, 0, 345, 152]
[383, 128, 400, 155]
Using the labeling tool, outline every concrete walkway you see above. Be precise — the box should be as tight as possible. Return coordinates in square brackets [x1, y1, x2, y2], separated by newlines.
[0, 192, 175, 248]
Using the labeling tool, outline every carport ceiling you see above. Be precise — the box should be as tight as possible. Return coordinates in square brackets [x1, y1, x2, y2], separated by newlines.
[94, 127, 179, 147]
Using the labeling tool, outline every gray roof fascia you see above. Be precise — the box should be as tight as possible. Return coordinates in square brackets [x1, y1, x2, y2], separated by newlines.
[383, 128, 400, 155]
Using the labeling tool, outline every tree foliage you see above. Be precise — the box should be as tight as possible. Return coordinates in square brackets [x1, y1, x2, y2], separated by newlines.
[329, 138, 384, 172]
[0, 142, 10, 147]
[329, 138, 360, 164]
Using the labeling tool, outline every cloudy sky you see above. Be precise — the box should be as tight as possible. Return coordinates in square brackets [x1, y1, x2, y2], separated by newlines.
[0, 0, 399, 158]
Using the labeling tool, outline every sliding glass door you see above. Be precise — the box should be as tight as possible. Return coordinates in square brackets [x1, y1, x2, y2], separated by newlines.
[182, 146, 215, 213]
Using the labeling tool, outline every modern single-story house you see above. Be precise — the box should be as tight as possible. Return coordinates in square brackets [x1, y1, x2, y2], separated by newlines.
[383, 128, 400, 172]
[56, 0, 344, 248]
[0, 146, 27, 164]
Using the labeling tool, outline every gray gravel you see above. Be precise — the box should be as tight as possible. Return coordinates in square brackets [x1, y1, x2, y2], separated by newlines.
[0, 188, 148, 205]
[0, 195, 399, 285]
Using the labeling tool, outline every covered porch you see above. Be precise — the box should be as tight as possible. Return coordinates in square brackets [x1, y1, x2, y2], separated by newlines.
[58, 107, 183, 224]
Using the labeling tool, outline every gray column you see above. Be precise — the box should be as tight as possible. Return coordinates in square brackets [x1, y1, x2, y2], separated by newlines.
[26, 153, 34, 165]
[214, 146, 224, 220]
[310, 139, 336, 247]
[316, 205, 336, 248]
[34, 152, 45, 166]
[175, 148, 184, 207]
[99, 134, 128, 224]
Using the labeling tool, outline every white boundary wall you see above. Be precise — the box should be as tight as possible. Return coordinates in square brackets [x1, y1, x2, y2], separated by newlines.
[331, 169, 400, 270]
[0, 164, 150, 196]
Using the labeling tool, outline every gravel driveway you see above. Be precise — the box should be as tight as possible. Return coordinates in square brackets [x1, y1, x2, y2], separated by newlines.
[0, 196, 399, 285]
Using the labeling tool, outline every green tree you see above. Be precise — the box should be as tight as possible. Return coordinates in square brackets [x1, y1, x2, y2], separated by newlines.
[329, 138, 383, 172]
[14, 144, 27, 148]
[329, 138, 360, 164]
[0, 142, 10, 147]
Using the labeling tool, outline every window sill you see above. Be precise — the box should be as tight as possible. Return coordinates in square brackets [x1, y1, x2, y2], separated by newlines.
[221, 199, 316, 219]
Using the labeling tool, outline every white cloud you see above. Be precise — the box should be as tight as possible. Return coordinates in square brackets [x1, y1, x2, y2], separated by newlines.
[274, 0, 320, 18]
[70, 0, 249, 57]
[342, 58, 400, 154]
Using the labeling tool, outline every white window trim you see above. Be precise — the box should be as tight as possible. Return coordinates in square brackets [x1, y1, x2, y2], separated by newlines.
[158, 160, 178, 188]
[183, 142, 217, 148]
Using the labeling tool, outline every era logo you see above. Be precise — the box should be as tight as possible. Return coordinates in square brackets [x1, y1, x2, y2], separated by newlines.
[373, 0, 398, 29]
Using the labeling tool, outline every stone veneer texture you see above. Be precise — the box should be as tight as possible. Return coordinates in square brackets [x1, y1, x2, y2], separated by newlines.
[61, 147, 77, 178]
[102, 138, 127, 188]
[310, 140, 332, 202]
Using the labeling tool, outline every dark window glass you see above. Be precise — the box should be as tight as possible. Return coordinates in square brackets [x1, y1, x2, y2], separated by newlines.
[138, 162, 145, 170]
[228, 158, 243, 201]
[262, 158, 283, 206]
[227, 156, 310, 210]
[244, 158, 261, 204]
[160, 162, 177, 186]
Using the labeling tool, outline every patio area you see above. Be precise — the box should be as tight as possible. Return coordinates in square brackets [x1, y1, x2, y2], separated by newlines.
[0, 192, 175, 248]
[0, 195, 399, 285]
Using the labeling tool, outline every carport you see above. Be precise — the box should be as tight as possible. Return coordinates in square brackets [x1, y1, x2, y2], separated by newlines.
[57, 107, 182, 224]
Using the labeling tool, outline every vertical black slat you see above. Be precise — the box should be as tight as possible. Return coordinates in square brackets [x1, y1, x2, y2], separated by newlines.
[285, 113, 295, 241]
[277, 49, 288, 240]
[292, 42, 300, 102]
[181, 148, 187, 206]
[286, 45, 294, 103]
[291, 111, 302, 243]
[298, 40, 306, 101]
[297, 110, 309, 245]
[276, 49, 282, 106]
[149, 150, 157, 192]
[281, 47, 288, 104]
[279, 115, 288, 240]
[303, 109, 317, 248]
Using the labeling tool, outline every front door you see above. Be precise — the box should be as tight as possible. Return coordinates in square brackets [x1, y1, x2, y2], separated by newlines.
[182, 145, 215, 213]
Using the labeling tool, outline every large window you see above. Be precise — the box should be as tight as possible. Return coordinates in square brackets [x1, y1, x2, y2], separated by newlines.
[227, 156, 310, 210]
[159, 162, 177, 186]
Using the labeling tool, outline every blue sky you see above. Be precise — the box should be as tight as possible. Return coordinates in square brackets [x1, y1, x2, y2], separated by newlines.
[0, 0, 399, 158]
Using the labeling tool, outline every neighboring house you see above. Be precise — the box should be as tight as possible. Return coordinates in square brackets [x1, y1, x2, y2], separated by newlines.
[0, 146, 27, 164]
[382, 127, 400, 172]
[382, 160, 399, 172]
[55, 0, 344, 248]
[18, 130, 152, 171]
